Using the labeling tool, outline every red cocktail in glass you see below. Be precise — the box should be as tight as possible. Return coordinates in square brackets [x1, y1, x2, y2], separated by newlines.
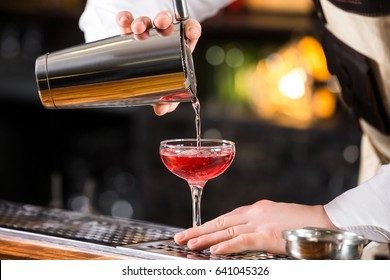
[160, 139, 235, 227]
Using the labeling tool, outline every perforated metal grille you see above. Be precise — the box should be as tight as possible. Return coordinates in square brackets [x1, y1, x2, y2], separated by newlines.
[0, 200, 289, 260]
[0, 200, 176, 246]
[128, 240, 290, 260]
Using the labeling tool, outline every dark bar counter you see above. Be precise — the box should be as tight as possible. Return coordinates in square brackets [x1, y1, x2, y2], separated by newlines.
[0, 200, 289, 260]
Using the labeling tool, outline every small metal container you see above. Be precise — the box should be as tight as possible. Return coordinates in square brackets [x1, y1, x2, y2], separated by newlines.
[283, 227, 368, 260]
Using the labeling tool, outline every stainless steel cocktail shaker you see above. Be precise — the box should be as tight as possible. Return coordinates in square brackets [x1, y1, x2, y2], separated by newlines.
[35, 0, 196, 109]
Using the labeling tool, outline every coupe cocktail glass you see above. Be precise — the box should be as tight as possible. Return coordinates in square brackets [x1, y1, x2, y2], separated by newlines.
[160, 139, 235, 227]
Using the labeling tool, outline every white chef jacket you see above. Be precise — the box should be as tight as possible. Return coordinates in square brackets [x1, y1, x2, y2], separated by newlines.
[79, 0, 390, 243]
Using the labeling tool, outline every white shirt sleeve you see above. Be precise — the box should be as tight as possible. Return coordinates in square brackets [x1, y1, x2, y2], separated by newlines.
[79, 0, 234, 42]
[324, 164, 390, 243]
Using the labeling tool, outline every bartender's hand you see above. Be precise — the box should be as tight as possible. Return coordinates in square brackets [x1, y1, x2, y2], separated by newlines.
[116, 11, 201, 116]
[174, 200, 338, 255]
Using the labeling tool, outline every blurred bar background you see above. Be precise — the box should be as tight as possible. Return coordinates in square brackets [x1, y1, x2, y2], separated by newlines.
[0, 0, 361, 228]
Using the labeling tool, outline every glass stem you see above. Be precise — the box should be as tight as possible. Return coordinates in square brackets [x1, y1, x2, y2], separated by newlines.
[190, 185, 203, 227]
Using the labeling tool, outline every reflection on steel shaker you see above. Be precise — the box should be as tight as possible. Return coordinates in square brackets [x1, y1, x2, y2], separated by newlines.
[35, 0, 196, 109]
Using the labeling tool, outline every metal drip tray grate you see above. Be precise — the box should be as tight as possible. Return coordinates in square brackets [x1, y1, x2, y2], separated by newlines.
[0, 200, 289, 260]
[0, 200, 176, 246]
[127, 240, 290, 260]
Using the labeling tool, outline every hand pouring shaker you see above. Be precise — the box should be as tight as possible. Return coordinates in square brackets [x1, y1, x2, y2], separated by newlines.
[35, 0, 196, 109]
